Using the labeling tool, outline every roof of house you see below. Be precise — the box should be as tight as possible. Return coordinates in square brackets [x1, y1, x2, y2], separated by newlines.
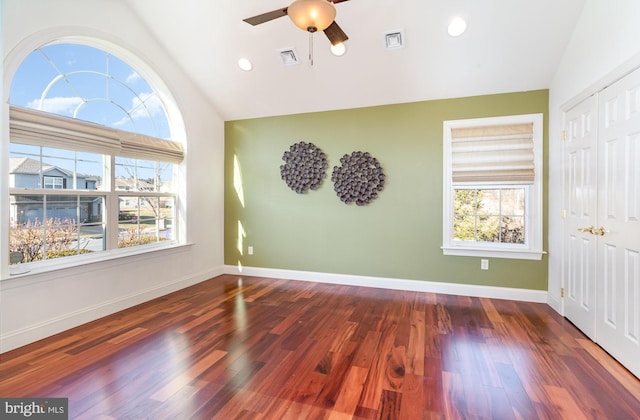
[9, 157, 52, 174]
[9, 157, 97, 180]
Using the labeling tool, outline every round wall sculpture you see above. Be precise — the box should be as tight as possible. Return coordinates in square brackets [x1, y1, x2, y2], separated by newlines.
[280, 141, 328, 194]
[331, 151, 386, 205]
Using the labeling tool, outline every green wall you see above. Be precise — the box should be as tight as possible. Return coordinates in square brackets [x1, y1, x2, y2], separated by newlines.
[224, 90, 549, 290]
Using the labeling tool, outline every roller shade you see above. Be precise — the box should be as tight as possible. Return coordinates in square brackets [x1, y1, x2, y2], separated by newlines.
[451, 123, 534, 184]
[10, 105, 121, 155]
[10, 105, 184, 163]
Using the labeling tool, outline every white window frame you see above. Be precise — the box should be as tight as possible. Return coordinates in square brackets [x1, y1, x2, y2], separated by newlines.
[43, 176, 64, 189]
[442, 113, 544, 260]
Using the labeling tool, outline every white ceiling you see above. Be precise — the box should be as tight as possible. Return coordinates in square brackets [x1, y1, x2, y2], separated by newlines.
[124, 0, 586, 121]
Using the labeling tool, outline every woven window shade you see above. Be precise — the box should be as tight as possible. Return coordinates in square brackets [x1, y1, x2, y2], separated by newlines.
[10, 105, 183, 163]
[10, 105, 121, 155]
[451, 122, 534, 184]
[119, 132, 184, 164]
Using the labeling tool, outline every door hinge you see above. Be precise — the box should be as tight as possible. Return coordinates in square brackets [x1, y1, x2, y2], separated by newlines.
[562, 130, 567, 141]
[561, 209, 566, 219]
[561, 287, 565, 298]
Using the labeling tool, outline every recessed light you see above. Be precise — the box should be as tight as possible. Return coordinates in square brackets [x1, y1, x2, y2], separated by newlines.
[448, 17, 467, 37]
[330, 43, 346, 56]
[238, 58, 253, 71]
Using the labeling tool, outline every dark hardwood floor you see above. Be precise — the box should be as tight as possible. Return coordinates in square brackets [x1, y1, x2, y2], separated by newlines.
[1, 274, 639, 419]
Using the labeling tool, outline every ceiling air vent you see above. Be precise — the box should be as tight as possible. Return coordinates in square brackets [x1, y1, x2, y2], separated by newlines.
[384, 30, 405, 50]
[279, 48, 299, 66]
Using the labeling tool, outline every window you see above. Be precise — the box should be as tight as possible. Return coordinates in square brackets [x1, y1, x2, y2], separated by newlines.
[114, 157, 176, 248]
[44, 176, 65, 189]
[453, 188, 525, 243]
[7, 43, 183, 268]
[442, 114, 543, 260]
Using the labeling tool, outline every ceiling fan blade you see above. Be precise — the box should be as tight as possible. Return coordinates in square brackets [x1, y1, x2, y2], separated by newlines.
[243, 7, 288, 26]
[331, 0, 350, 3]
[323, 21, 349, 46]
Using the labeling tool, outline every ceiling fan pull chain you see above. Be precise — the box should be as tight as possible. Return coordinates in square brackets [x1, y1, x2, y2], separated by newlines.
[309, 32, 314, 66]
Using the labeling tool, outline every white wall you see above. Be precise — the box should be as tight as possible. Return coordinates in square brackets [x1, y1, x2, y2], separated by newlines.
[547, 0, 640, 312]
[0, 0, 225, 351]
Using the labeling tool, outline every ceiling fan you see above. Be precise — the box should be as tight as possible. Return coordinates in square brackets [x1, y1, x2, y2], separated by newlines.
[243, 0, 350, 46]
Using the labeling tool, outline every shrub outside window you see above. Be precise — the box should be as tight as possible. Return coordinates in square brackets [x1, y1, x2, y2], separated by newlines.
[453, 188, 525, 244]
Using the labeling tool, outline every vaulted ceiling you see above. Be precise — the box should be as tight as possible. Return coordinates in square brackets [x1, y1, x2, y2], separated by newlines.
[125, 0, 586, 121]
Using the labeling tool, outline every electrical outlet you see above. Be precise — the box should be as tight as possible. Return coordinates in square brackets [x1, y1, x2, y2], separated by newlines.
[481, 259, 489, 270]
[248, 246, 253, 255]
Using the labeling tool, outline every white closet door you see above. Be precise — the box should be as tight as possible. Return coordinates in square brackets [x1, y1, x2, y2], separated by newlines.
[596, 67, 640, 378]
[563, 95, 599, 339]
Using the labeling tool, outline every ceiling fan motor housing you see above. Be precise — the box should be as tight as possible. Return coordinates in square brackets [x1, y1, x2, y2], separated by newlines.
[287, 0, 336, 32]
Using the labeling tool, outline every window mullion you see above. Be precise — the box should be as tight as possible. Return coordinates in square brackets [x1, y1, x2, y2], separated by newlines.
[106, 155, 119, 251]
[42, 195, 48, 260]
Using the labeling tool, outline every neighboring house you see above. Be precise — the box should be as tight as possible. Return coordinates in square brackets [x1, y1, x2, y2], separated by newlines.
[115, 177, 153, 192]
[10, 157, 170, 226]
[115, 177, 173, 216]
[9, 157, 101, 225]
[9, 157, 99, 190]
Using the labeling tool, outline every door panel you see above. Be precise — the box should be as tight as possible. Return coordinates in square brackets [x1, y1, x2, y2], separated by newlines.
[563, 95, 598, 339]
[602, 243, 616, 328]
[596, 67, 640, 378]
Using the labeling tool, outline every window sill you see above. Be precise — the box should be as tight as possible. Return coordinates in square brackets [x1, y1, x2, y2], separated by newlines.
[2, 242, 193, 281]
[441, 246, 546, 260]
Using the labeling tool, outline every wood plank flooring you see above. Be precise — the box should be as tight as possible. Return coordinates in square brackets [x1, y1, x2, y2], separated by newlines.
[1, 274, 639, 419]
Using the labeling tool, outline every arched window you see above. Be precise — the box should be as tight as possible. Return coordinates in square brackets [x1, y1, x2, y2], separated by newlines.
[8, 43, 184, 270]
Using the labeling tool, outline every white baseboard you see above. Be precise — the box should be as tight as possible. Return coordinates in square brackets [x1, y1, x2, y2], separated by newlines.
[0, 266, 225, 353]
[224, 265, 548, 303]
[547, 292, 563, 315]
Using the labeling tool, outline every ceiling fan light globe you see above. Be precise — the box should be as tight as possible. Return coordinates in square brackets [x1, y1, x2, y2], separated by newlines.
[330, 42, 346, 56]
[288, 0, 336, 32]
